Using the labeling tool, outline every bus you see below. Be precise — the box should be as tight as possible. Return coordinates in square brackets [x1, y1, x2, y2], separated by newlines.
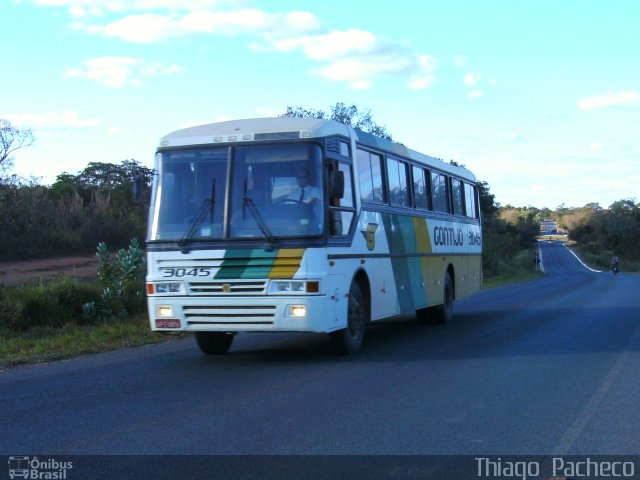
[145, 117, 482, 354]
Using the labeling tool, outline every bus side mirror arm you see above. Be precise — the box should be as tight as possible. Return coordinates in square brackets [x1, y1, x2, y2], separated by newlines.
[133, 175, 144, 203]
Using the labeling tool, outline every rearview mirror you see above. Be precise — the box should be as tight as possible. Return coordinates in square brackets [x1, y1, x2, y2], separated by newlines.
[329, 170, 344, 200]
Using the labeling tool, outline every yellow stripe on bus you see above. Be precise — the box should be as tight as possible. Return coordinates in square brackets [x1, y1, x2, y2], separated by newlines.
[268, 249, 305, 278]
[413, 217, 432, 254]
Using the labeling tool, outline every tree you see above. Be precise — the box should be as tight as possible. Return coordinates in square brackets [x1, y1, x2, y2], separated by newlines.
[477, 180, 499, 220]
[0, 119, 35, 180]
[52, 159, 153, 203]
[281, 102, 393, 141]
[48, 159, 153, 251]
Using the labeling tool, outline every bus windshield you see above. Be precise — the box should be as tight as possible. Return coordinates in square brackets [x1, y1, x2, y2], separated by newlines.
[150, 143, 324, 242]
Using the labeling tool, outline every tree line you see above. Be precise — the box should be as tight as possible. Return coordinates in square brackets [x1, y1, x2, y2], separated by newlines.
[0, 156, 152, 260]
[555, 201, 640, 270]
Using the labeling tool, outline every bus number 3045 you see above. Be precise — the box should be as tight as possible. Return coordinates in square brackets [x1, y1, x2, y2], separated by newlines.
[162, 268, 212, 278]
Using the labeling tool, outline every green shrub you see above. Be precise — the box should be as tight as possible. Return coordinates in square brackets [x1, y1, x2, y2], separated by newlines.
[0, 278, 101, 332]
[0, 239, 147, 332]
[84, 238, 147, 322]
[49, 277, 102, 321]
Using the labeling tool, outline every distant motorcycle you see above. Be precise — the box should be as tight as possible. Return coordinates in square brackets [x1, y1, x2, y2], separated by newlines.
[612, 263, 619, 275]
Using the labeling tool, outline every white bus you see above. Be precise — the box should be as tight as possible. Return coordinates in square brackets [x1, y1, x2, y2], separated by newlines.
[146, 117, 482, 354]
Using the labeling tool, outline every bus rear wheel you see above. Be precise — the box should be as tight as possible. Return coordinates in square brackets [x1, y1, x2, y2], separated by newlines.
[330, 282, 366, 354]
[195, 332, 234, 354]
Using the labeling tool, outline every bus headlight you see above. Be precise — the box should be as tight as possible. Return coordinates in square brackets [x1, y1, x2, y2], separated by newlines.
[157, 305, 174, 317]
[286, 305, 307, 317]
[269, 280, 320, 294]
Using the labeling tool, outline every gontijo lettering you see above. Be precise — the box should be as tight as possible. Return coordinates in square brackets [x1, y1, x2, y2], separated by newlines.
[433, 226, 465, 246]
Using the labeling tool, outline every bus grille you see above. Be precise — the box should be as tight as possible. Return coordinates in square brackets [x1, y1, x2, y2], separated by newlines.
[188, 280, 267, 295]
[183, 305, 276, 327]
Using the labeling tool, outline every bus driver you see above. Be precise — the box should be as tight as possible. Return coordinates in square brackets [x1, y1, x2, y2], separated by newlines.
[286, 167, 321, 205]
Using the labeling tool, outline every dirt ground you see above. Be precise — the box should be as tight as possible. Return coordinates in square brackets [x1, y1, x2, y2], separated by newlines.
[0, 255, 99, 286]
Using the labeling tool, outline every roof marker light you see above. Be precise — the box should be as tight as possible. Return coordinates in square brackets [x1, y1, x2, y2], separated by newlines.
[228, 135, 237, 141]
[214, 136, 223, 142]
[301, 131, 311, 138]
[243, 134, 252, 140]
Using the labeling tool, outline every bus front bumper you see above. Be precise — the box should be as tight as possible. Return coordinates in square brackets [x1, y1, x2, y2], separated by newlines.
[148, 294, 340, 333]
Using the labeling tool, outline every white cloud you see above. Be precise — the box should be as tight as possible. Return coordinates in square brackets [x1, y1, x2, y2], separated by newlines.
[454, 55, 467, 68]
[72, 8, 323, 43]
[577, 91, 640, 110]
[468, 89, 484, 98]
[26, 0, 246, 14]
[274, 29, 376, 60]
[73, 14, 175, 42]
[285, 11, 321, 33]
[64, 56, 183, 87]
[463, 71, 481, 86]
[408, 75, 436, 90]
[29, 0, 436, 91]
[271, 31, 437, 90]
[312, 53, 420, 90]
[4, 111, 99, 129]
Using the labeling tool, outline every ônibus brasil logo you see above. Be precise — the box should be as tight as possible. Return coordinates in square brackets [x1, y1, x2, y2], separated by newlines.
[8, 456, 73, 479]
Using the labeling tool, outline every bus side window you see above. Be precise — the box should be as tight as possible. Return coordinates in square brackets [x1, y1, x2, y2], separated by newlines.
[387, 157, 410, 207]
[357, 148, 385, 203]
[431, 171, 451, 214]
[452, 178, 464, 215]
[465, 182, 478, 219]
[413, 166, 430, 210]
[330, 162, 355, 237]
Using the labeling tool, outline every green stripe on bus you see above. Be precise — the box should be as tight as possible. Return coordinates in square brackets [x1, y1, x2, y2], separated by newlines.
[400, 216, 427, 310]
[382, 214, 419, 313]
[214, 249, 278, 279]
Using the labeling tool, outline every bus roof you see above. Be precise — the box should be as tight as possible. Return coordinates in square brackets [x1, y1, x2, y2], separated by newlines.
[159, 117, 476, 182]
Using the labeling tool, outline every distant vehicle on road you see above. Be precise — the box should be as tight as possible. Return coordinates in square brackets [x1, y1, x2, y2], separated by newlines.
[612, 256, 619, 275]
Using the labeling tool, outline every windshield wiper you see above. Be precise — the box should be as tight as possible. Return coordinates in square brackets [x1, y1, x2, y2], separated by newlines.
[242, 177, 276, 248]
[179, 179, 216, 252]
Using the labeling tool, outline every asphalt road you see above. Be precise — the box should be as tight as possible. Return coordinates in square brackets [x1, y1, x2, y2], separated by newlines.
[2, 242, 639, 457]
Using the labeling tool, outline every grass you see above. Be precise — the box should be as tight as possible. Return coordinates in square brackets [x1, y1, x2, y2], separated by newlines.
[569, 244, 640, 273]
[482, 268, 544, 289]
[0, 315, 180, 370]
[482, 246, 545, 289]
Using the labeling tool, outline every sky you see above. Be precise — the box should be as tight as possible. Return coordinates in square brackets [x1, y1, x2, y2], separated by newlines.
[1, 0, 639, 209]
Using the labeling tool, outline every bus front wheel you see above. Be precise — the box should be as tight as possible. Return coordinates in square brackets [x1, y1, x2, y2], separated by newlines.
[195, 332, 234, 354]
[329, 282, 366, 354]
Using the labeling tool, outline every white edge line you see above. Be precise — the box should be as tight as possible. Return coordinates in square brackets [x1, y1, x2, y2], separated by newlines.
[563, 244, 603, 273]
[553, 319, 640, 454]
